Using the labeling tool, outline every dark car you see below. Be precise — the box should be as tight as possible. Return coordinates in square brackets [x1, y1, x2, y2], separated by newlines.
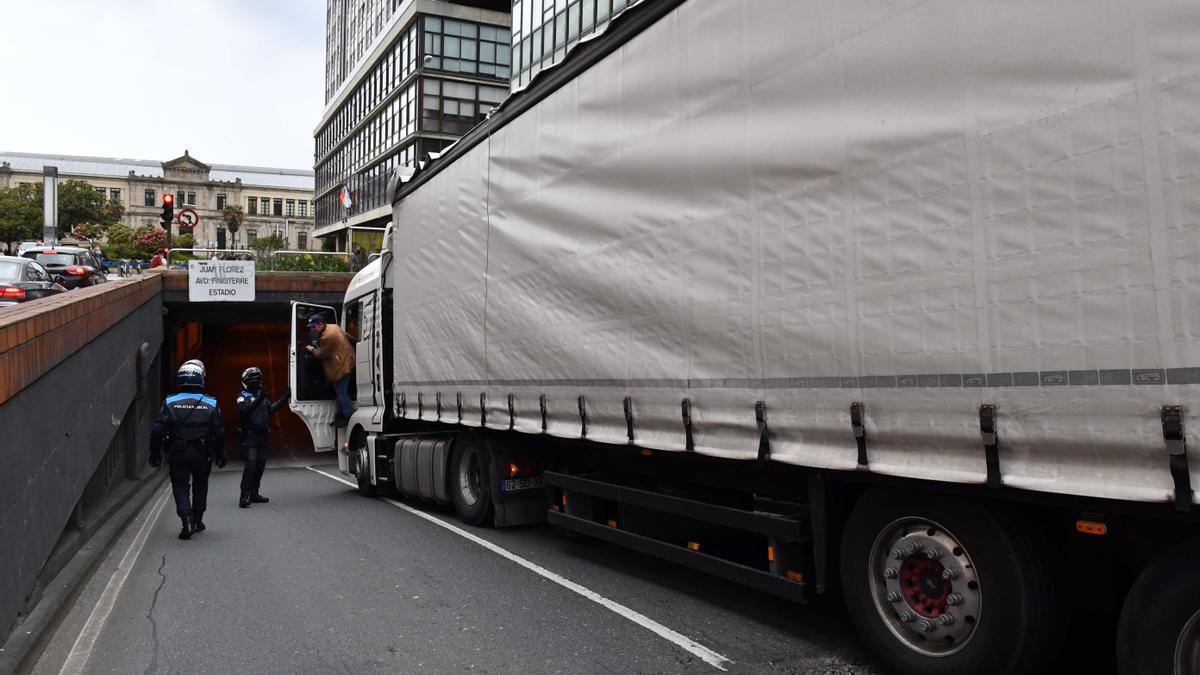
[0, 255, 67, 306]
[21, 246, 107, 290]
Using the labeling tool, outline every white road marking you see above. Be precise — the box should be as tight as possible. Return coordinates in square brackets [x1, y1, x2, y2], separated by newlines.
[306, 466, 732, 670]
[58, 487, 170, 675]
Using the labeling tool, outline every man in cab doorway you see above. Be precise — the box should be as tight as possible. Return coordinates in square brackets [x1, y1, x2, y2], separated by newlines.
[305, 314, 355, 427]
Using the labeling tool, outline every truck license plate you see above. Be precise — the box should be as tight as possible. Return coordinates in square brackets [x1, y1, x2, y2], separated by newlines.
[500, 476, 544, 492]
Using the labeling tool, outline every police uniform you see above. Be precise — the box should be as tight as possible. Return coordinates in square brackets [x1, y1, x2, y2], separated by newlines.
[236, 367, 288, 508]
[151, 361, 226, 539]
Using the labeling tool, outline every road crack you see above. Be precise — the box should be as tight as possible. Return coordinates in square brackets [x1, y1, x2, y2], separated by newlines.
[144, 554, 167, 675]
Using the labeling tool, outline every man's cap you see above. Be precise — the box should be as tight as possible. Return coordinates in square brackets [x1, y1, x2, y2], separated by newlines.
[307, 314, 327, 327]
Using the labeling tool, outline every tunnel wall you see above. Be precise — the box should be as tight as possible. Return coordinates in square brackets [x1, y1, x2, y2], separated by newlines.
[0, 276, 163, 640]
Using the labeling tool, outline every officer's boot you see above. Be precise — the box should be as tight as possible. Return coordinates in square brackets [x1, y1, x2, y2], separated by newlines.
[239, 491, 251, 508]
[250, 493, 269, 504]
[192, 512, 206, 533]
[178, 514, 193, 540]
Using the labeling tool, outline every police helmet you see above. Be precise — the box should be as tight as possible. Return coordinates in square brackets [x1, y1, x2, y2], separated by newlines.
[177, 361, 205, 389]
[241, 366, 263, 390]
[182, 358, 206, 378]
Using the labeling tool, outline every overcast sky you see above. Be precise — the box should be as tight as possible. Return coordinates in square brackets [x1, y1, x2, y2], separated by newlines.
[0, 0, 326, 170]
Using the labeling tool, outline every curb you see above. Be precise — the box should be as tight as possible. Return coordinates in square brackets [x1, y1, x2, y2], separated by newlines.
[0, 472, 167, 675]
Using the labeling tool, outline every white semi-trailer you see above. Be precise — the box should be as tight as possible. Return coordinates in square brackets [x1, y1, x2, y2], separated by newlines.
[292, 0, 1200, 672]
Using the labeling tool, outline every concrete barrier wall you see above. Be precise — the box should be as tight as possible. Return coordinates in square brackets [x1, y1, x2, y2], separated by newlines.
[0, 276, 163, 639]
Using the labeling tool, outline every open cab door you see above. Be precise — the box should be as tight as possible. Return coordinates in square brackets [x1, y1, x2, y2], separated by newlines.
[290, 301, 339, 452]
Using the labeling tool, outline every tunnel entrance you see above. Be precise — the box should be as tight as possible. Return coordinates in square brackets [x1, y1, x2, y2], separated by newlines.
[159, 270, 351, 468]
[167, 320, 324, 465]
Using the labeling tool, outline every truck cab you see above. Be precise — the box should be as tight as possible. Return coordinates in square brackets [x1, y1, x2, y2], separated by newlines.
[289, 236, 391, 477]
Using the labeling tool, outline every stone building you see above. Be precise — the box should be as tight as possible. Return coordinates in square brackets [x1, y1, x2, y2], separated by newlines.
[0, 151, 316, 251]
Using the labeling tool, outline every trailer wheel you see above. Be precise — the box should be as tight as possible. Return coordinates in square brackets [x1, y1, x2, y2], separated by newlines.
[840, 491, 1059, 675]
[1117, 542, 1200, 675]
[352, 433, 377, 497]
[449, 434, 493, 526]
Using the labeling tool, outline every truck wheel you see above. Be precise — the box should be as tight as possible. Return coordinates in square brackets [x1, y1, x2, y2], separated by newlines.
[840, 491, 1059, 675]
[449, 435, 493, 526]
[1117, 542, 1200, 675]
[353, 434, 377, 497]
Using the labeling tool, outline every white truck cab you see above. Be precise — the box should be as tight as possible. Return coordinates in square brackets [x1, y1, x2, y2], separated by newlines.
[289, 232, 391, 476]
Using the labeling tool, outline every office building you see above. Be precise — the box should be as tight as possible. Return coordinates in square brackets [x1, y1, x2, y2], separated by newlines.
[315, 0, 511, 249]
[509, 0, 631, 90]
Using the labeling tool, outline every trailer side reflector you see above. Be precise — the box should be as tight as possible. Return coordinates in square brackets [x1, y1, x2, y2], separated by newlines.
[787, 571, 804, 583]
[1075, 520, 1107, 536]
[687, 541, 700, 551]
[608, 519, 618, 528]
[641, 448, 652, 457]
[767, 546, 775, 562]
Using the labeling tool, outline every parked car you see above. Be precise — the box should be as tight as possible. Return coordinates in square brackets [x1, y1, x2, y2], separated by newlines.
[0, 255, 66, 306]
[20, 246, 107, 290]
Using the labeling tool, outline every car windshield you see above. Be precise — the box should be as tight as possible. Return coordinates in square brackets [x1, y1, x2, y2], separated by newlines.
[0, 260, 22, 283]
[32, 253, 76, 267]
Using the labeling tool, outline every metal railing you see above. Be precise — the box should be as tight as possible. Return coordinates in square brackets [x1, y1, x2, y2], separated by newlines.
[165, 248, 256, 265]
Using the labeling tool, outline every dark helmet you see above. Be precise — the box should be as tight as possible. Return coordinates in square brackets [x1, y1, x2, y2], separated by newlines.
[177, 361, 205, 389]
[241, 366, 263, 390]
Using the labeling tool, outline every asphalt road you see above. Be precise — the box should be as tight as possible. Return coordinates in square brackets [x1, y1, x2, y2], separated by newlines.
[30, 463, 879, 674]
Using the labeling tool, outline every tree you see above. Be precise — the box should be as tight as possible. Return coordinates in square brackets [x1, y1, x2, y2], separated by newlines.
[250, 233, 285, 266]
[222, 205, 244, 238]
[57, 179, 119, 235]
[101, 223, 135, 259]
[130, 226, 166, 259]
[73, 222, 106, 242]
[0, 183, 42, 252]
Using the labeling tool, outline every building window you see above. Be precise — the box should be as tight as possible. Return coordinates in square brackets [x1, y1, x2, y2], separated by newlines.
[298, 232, 308, 250]
[176, 191, 185, 206]
[273, 198, 283, 216]
[247, 197, 257, 215]
[94, 187, 105, 196]
[216, 193, 226, 210]
[187, 191, 196, 205]
[247, 228, 258, 245]
[299, 200, 308, 218]
[109, 188, 122, 203]
[286, 199, 295, 216]
[144, 189, 155, 206]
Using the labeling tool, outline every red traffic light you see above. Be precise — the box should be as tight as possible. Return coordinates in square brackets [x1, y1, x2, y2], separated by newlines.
[163, 194, 174, 205]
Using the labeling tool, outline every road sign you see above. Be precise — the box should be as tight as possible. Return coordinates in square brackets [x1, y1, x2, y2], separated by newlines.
[177, 208, 199, 231]
[188, 259, 255, 302]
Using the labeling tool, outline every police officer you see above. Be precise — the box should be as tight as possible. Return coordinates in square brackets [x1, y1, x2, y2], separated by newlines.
[236, 367, 289, 508]
[150, 361, 227, 539]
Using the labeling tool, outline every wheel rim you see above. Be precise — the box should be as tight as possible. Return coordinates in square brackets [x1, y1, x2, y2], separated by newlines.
[356, 443, 369, 479]
[868, 517, 982, 657]
[457, 449, 481, 507]
[1175, 609, 1200, 674]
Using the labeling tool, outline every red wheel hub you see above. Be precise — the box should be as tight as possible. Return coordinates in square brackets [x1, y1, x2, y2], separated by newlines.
[900, 554, 951, 617]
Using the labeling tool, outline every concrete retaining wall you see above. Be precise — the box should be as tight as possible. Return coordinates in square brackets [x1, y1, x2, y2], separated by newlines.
[0, 276, 162, 640]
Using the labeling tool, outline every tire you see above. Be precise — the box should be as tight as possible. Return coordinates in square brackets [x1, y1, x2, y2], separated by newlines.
[353, 434, 377, 497]
[449, 434, 493, 526]
[1117, 542, 1200, 675]
[840, 491, 1060, 675]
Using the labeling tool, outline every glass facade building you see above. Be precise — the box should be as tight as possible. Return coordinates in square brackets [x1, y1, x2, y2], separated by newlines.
[316, 1, 511, 245]
[509, 0, 630, 90]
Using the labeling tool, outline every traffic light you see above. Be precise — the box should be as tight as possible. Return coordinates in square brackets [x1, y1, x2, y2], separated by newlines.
[161, 193, 174, 228]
